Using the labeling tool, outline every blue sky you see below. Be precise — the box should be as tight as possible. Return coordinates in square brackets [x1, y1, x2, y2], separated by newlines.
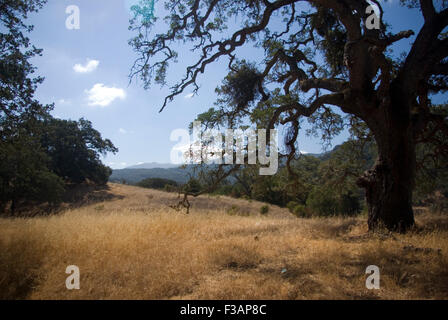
[26, 0, 441, 169]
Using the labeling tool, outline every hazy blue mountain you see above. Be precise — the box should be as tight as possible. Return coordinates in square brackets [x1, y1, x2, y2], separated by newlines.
[125, 162, 178, 169]
[109, 166, 197, 184]
[109, 147, 346, 185]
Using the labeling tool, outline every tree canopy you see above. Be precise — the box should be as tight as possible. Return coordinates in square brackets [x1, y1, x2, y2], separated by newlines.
[130, 0, 448, 232]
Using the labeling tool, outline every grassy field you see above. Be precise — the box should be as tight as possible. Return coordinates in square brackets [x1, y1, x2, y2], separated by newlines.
[0, 183, 447, 300]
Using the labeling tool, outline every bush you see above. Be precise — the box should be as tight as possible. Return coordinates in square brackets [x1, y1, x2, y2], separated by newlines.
[287, 201, 300, 213]
[286, 201, 312, 218]
[183, 178, 202, 194]
[291, 204, 313, 218]
[260, 205, 269, 215]
[306, 186, 361, 217]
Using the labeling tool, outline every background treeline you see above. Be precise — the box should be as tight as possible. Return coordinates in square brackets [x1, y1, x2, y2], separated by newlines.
[136, 177, 178, 190]
[213, 139, 447, 217]
[132, 138, 448, 217]
[212, 141, 374, 217]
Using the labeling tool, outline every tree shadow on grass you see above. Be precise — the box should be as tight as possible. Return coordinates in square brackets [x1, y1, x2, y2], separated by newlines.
[3, 183, 124, 217]
[0, 238, 44, 300]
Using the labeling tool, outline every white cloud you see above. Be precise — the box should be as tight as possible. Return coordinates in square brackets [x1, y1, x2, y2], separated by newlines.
[85, 83, 126, 107]
[57, 98, 71, 105]
[119, 128, 127, 134]
[184, 93, 194, 99]
[73, 59, 100, 73]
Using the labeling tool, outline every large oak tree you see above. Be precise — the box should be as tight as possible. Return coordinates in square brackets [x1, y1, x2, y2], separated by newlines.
[129, 0, 448, 232]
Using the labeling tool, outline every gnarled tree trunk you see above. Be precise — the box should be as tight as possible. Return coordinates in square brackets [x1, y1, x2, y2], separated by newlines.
[358, 102, 416, 232]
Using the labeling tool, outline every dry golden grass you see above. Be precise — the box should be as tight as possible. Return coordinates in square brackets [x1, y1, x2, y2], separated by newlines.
[0, 183, 447, 300]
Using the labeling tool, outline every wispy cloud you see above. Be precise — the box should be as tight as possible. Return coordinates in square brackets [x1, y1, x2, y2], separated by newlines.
[119, 128, 127, 134]
[73, 59, 100, 73]
[57, 98, 70, 105]
[184, 93, 194, 99]
[85, 83, 126, 107]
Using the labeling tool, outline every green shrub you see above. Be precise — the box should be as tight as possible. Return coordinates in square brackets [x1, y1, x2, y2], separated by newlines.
[291, 204, 313, 218]
[306, 186, 361, 217]
[183, 178, 202, 194]
[260, 205, 269, 215]
[287, 201, 300, 213]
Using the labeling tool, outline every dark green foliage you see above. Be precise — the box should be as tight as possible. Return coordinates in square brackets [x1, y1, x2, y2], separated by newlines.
[306, 186, 361, 217]
[288, 203, 313, 218]
[183, 178, 202, 194]
[0, 0, 49, 124]
[251, 174, 288, 206]
[284, 155, 321, 205]
[310, 6, 347, 76]
[0, 116, 117, 213]
[39, 117, 117, 185]
[215, 61, 263, 110]
[306, 187, 337, 216]
[260, 205, 269, 215]
[137, 177, 178, 190]
[213, 141, 369, 216]
[0, 135, 64, 210]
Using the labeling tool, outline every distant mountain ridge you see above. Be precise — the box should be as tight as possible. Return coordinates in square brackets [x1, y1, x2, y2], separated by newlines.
[109, 166, 195, 184]
[125, 162, 179, 169]
[109, 146, 344, 185]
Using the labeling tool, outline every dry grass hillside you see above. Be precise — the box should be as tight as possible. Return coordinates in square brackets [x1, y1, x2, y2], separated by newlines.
[0, 183, 447, 300]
